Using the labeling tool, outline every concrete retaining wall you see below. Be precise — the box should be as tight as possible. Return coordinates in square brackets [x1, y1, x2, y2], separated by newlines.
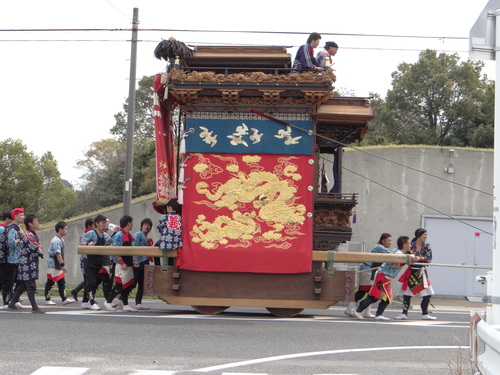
[328, 146, 493, 245]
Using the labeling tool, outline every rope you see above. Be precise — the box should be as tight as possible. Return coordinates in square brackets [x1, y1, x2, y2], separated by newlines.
[161, 250, 168, 271]
[414, 262, 492, 270]
[355, 266, 380, 274]
[327, 250, 335, 276]
[406, 254, 412, 265]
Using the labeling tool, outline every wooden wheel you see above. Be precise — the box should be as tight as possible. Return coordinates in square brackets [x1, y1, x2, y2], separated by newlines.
[191, 305, 229, 315]
[265, 307, 304, 317]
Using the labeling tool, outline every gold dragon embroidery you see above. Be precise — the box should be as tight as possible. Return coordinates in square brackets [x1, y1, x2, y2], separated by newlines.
[191, 155, 306, 249]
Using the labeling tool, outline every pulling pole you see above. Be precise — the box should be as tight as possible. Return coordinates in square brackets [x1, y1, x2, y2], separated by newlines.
[77, 246, 413, 265]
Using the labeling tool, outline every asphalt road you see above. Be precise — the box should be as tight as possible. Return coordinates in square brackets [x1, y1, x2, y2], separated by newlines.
[0, 298, 476, 375]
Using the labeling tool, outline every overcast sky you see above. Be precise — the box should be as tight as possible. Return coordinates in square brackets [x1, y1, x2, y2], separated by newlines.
[0, 0, 494, 186]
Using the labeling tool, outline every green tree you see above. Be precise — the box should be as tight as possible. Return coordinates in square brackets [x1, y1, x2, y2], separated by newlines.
[0, 139, 76, 221]
[364, 50, 494, 147]
[109, 74, 158, 195]
[77, 138, 127, 183]
[35, 152, 77, 222]
[73, 133, 157, 215]
[0, 139, 41, 213]
[471, 124, 494, 148]
[110, 75, 156, 147]
[74, 138, 127, 212]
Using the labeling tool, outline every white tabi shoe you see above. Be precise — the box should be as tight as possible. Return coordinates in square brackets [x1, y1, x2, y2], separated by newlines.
[353, 311, 364, 320]
[15, 302, 26, 310]
[362, 304, 375, 318]
[344, 301, 357, 317]
[422, 314, 437, 320]
[104, 302, 116, 311]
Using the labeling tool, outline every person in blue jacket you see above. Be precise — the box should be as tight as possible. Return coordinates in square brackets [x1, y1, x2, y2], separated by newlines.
[354, 236, 416, 320]
[6, 214, 45, 313]
[291, 32, 323, 73]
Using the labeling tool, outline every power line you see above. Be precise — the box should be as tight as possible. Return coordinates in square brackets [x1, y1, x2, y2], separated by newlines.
[0, 28, 470, 54]
[0, 28, 468, 41]
[0, 39, 469, 53]
[0, 39, 133, 42]
[0, 40, 470, 56]
[104, 0, 132, 21]
[0, 28, 128, 32]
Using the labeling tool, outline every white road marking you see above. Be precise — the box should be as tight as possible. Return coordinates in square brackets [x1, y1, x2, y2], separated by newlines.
[27, 368, 357, 375]
[44, 310, 468, 328]
[191, 345, 469, 372]
[28, 369, 358, 375]
[30, 366, 89, 375]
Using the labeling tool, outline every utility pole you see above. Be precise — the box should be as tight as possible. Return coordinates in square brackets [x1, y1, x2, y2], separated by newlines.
[123, 8, 139, 216]
[491, 8, 500, 325]
[470, 0, 500, 326]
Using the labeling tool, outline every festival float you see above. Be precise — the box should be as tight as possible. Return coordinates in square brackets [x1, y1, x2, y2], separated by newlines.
[79, 41, 411, 317]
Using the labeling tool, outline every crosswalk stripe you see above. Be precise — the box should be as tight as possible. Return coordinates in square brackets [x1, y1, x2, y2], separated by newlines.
[131, 371, 177, 374]
[30, 366, 89, 375]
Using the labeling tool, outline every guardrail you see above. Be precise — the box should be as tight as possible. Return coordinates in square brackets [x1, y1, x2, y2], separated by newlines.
[471, 312, 500, 374]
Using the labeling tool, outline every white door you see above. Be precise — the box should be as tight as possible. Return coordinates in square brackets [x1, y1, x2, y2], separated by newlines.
[423, 215, 492, 297]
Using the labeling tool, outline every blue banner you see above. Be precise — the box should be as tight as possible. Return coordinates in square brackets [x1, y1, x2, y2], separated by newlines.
[185, 118, 314, 155]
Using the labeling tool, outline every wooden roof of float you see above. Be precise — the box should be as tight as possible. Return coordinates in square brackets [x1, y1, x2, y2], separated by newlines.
[184, 45, 292, 71]
[316, 97, 374, 122]
[315, 97, 373, 150]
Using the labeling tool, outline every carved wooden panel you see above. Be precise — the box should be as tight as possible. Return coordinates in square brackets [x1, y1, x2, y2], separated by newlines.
[259, 89, 284, 105]
[218, 89, 242, 104]
[303, 90, 332, 106]
[171, 88, 200, 103]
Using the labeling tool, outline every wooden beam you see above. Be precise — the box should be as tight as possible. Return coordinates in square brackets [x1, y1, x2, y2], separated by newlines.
[77, 245, 172, 257]
[77, 246, 411, 264]
[313, 251, 410, 264]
